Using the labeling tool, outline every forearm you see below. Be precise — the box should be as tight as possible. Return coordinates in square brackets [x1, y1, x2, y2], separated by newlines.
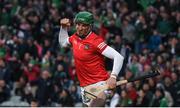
[59, 26, 69, 47]
[102, 46, 124, 77]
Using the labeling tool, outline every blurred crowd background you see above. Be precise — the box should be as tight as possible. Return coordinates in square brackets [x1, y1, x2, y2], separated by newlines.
[0, 0, 179, 107]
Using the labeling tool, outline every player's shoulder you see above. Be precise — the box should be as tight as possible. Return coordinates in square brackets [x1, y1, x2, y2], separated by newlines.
[91, 32, 104, 41]
[90, 32, 106, 48]
[68, 33, 77, 44]
[69, 33, 77, 40]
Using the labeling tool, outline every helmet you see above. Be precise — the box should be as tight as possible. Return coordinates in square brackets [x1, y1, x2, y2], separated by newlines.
[74, 11, 94, 25]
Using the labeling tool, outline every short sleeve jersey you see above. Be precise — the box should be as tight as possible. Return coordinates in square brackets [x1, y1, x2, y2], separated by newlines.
[69, 32, 109, 87]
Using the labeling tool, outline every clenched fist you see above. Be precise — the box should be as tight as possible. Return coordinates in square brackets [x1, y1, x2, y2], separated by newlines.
[60, 18, 71, 28]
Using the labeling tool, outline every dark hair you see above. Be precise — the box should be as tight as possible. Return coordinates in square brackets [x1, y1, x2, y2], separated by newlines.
[31, 98, 39, 103]
[156, 87, 165, 98]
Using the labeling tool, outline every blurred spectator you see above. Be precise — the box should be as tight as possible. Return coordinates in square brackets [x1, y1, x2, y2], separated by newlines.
[167, 36, 179, 56]
[0, 39, 7, 58]
[136, 89, 150, 106]
[56, 89, 74, 107]
[171, 72, 180, 106]
[53, 64, 68, 89]
[21, 82, 34, 104]
[0, 79, 10, 104]
[148, 29, 162, 52]
[122, 17, 136, 49]
[26, 38, 38, 59]
[126, 83, 138, 105]
[35, 70, 54, 106]
[163, 76, 174, 97]
[157, 5, 173, 37]
[134, 14, 149, 54]
[6, 50, 23, 83]
[156, 83, 174, 107]
[128, 54, 143, 77]
[23, 59, 40, 85]
[14, 75, 28, 98]
[0, 58, 12, 85]
[41, 50, 53, 70]
[142, 82, 153, 103]
[30, 98, 39, 107]
[116, 89, 133, 107]
[68, 58, 77, 81]
[147, 78, 156, 93]
[53, 53, 69, 77]
[149, 86, 168, 107]
[0, 0, 179, 107]
[69, 84, 82, 103]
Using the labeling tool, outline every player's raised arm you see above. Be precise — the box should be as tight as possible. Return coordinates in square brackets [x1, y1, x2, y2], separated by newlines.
[59, 18, 71, 47]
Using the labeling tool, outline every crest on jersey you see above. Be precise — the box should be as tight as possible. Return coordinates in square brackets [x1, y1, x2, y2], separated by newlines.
[84, 44, 90, 50]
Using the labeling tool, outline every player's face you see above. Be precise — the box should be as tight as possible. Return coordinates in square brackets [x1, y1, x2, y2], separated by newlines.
[76, 23, 91, 38]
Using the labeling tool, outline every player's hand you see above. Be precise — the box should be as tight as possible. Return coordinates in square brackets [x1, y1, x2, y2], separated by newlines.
[60, 18, 71, 28]
[106, 75, 117, 89]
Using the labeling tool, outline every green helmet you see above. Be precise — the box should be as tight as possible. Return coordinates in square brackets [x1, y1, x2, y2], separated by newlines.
[74, 11, 94, 25]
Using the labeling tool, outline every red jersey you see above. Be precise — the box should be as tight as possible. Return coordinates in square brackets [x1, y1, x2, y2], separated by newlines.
[69, 32, 109, 87]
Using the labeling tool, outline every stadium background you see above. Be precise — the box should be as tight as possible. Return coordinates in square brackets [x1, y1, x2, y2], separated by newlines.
[0, 0, 179, 107]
